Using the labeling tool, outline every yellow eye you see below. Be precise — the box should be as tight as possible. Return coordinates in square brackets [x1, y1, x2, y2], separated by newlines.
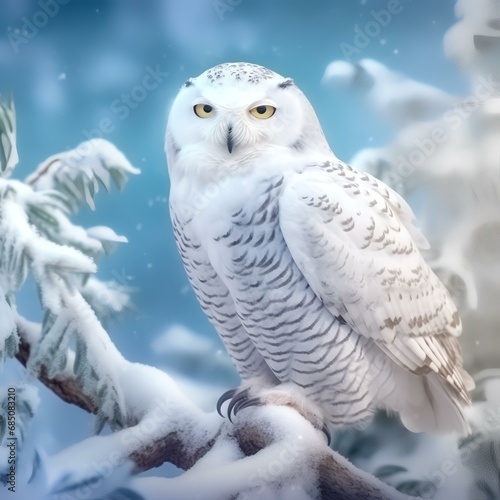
[249, 105, 276, 119]
[194, 103, 214, 118]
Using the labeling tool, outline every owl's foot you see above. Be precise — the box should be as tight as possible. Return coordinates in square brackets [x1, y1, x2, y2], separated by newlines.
[216, 385, 331, 445]
[216, 388, 252, 422]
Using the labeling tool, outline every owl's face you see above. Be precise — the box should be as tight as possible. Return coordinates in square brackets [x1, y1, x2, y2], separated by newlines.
[166, 63, 331, 175]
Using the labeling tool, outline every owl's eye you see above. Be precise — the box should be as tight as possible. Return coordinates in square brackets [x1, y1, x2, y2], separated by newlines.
[194, 104, 214, 118]
[249, 105, 276, 119]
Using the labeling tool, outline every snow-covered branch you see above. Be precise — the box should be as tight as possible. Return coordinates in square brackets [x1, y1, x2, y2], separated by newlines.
[13, 315, 410, 499]
[0, 101, 140, 431]
[26, 138, 140, 212]
[15, 317, 98, 415]
[13, 313, 409, 499]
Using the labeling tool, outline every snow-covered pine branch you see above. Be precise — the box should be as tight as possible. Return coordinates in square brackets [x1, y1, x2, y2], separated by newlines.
[13, 319, 410, 500]
[0, 95, 19, 178]
[26, 137, 140, 212]
[0, 96, 139, 431]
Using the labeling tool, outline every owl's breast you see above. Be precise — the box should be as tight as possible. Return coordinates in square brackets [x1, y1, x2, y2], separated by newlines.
[195, 173, 284, 271]
[169, 169, 288, 301]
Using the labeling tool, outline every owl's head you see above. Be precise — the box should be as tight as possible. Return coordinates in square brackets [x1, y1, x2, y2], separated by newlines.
[166, 62, 331, 174]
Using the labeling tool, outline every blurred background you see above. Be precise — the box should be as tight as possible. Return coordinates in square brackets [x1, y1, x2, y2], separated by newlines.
[1, 0, 499, 492]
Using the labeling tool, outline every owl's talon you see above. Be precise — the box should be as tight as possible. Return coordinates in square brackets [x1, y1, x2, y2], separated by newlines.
[217, 389, 237, 417]
[227, 389, 250, 422]
[322, 423, 332, 446]
[231, 394, 255, 417]
[233, 397, 262, 415]
[218, 387, 330, 444]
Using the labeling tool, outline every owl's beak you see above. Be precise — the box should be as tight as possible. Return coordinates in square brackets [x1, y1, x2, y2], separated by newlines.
[226, 125, 234, 154]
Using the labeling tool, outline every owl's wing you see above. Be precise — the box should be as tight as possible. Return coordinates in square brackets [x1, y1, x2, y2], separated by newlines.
[279, 160, 471, 403]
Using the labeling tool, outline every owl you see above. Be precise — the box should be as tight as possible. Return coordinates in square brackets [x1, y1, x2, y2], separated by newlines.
[166, 62, 474, 438]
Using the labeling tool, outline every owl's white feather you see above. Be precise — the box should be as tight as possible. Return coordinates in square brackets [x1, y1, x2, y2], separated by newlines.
[166, 62, 473, 436]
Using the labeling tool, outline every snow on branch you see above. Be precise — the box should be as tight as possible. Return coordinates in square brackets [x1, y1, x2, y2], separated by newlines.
[26, 138, 140, 212]
[0, 100, 139, 432]
[15, 317, 98, 415]
[0, 176, 131, 429]
[14, 318, 409, 500]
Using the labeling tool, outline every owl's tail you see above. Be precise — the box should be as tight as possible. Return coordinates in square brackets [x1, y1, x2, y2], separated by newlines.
[387, 365, 473, 436]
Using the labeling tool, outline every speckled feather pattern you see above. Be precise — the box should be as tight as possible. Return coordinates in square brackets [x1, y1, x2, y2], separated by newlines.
[172, 171, 394, 426]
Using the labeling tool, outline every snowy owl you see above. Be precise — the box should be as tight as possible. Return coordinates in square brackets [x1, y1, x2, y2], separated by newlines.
[166, 62, 474, 438]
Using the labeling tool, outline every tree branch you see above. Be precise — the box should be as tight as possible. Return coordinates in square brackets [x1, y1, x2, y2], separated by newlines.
[14, 318, 415, 499]
[233, 411, 411, 500]
[15, 336, 98, 415]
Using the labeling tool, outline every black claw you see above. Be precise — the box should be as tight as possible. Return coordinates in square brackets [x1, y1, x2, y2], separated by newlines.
[217, 389, 237, 418]
[216, 388, 258, 422]
[322, 423, 332, 446]
[227, 389, 250, 423]
[234, 397, 262, 415]
[231, 396, 252, 416]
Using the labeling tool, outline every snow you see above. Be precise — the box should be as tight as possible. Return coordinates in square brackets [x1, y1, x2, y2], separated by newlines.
[444, 0, 500, 76]
[14, 314, 42, 345]
[349, 146, 389, 175]
[25, 138, 140, 211]
[0, 293, 17, 358]
[132, 405, 322, 500]
[321, 60, 358, 87]
[86, 225, 128, 255]
[129, 404, 407, 500]
[0, 182, 96, 307]
[47, 361, 222, 492]
[81, 277, 132, 321]
[86, 226, 128, 244]
[0, 128, 148, 440]
[163, 371, 228, 412]
[322, 58, 456, 126]
[28, 236, 97, 276]
[481, 96, 500, 114]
